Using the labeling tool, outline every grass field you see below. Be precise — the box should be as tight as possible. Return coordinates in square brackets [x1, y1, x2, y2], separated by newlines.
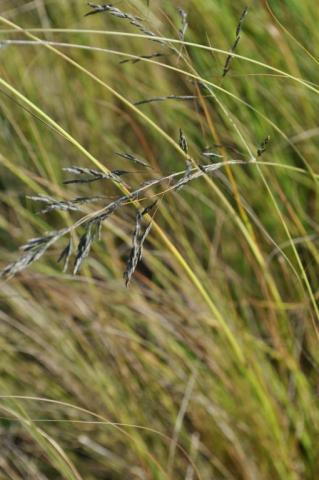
[0, 1, 319, 478]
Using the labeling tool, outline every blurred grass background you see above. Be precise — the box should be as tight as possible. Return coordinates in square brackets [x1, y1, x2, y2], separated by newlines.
[0, 0, 319, 478]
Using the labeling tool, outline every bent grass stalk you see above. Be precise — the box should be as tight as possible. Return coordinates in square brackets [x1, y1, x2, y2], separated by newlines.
[202, 80, 319, 335]
[0, 27, 318, 91]
[0, 395, 202, 480]
[265, 0, 319, 66]
[0, 404, 83, 480]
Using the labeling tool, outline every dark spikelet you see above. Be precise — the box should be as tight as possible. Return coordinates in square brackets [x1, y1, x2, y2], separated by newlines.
[179, 128, 188, 154]
[114, 152, 150, 168]
[93, 201, 119, 224]
[58, 239, 72, 273]
[222, 7, 248, 77]
[222, 36, 241, 77]
[28, 195, 84, 214]
[20, 231, 70, 253]
[84, 3, 166, 47]
[73, 223, 94, 275]
[137, 221, 153, 263]
[73, 215, 109, 274]
[84, 3, 108, 17]
[63, 178, 100, 185]
[236, 6, 249, 37]
[231, 35, 241, 52]
[85, 3, 142, 21]
[1, 229, 68, 278]
[20, 236, 52, 252]
[124, 212, 143, 287]
[257, 135, 270, 157]
[124, 201, 157, 286]
[63, 167, 101, 176]
[178, 8, 188, 41]
[63, 166, 126, 185]
[222, 50, 234, 78]
[28, 194, 107, 214]
[63, 166, 105, 184]
[134, 95, 196, 106]
[111, 169, 133, 176]
[141, 200, 158, 217]
[96, 218, 103, 241]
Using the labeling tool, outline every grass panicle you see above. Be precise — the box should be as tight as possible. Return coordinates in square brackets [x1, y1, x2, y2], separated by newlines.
[178, 8, 188, 42]
[179, 128, 188, 154]
[62, 166, 128, 185]
[257, 135, 271, 157]
[222, 6, 249, 77]
[85, 2, 168, 47]
[124, 201, 157, 286]
[84, 3, 143, 22]
[57, 239, 73, 273]
[1, 158, 247, 280]
[1, 229, 68, 278]
[114, 152, 150, 168]
[236, 6, 249, 37]
[73, 222, 95, 274]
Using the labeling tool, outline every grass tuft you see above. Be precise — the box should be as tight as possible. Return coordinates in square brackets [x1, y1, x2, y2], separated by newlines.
[0, 1, 319, 479]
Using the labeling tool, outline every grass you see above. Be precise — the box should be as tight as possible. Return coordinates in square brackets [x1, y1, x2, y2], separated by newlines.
[0, 1, 319, 478]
